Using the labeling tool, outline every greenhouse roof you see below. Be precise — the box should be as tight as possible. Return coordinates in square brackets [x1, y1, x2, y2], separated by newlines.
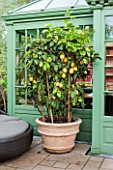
[9, 0, 89, 14]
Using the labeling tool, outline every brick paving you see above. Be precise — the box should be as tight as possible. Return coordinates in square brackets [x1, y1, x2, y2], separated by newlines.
[0, 137, 113, 170]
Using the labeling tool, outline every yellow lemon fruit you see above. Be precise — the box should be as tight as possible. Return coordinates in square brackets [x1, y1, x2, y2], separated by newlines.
[29, 77, 33, 81]
[69, 68, 74, 74]
[72, 84, 75, 88]
[63, 58, 68, 63]
[33, 80, 37, 84]
[71, 62, 75, 67]
[60, 53, 65, 60]
[84, 70, 87, 74]
[73, 67, 78, 71]
[80, 60, 84, 65]
[62, 73, 66, 78]
[75, 90, 79, 95]
[59, 83, 63, 88]
[72, 102, 76, 106]
[56, 82, 60, 86]
[63, 68, 67, 73]
[52, 96, 56, 100]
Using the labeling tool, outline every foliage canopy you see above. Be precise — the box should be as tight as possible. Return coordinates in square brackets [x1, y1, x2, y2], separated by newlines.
[22, 17, 100, 123]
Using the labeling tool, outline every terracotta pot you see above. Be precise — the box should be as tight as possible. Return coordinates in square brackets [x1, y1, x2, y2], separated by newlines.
[35, 117, 82, 153]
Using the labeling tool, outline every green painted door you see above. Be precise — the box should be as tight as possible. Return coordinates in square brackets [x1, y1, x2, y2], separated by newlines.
[91, 7, 113, 155]
[101, 9, 113, 155]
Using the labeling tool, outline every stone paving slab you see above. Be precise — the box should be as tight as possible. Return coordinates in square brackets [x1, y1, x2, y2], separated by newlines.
[0, 137, 113, 170]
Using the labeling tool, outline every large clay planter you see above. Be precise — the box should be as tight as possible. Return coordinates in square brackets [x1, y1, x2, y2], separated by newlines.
[36, 117, 82, 153]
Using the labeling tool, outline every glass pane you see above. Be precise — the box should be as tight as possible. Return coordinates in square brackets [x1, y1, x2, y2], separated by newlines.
[84, 25, 93, 41]
[47, 0, 75, 9]
[105, 16, 113, 40]
[105, 94, 113, 116]
[105, 68, 113, 91]
[16, 50, 25, 67]
[15, 87, 25, 105]
[85, 63, 93, 88]
[84, 64, 93, 109]
[16, 30, 25, 48]
[15, 29, 38, 106]
[105, 42, 113, 91]
[15, 68, 25, 86]
[27, 29, 37, 42]
[27, 92, 34, 105]
[106, 42, 113, 65]
[26, 29, 37, 54]
[17, 0, 50, 12]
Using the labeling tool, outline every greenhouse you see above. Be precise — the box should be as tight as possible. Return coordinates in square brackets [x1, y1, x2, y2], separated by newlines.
[3, 0, 113, 155]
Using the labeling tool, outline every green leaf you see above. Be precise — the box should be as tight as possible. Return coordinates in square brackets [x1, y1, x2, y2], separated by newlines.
[33, 85, 37, 89]
[46, 63, 50, 69]
[58, 44, 63, 50]
[85, 46, 90, 52]
[53, 88, 57, 94]
[43, 65, 47, 71]
[71, 91, 75, 99]
[78, 98, 83, 102]
[80, 51, 86, 56]
[87, 52, 91, 57]
[50, 42, 54, 47]
[34, 60, 38, 65]
[57, 90, 61, 98]
[42, 29, 48, 33]
[38, 84, 42, 90]
[46, 57, 52, 63]
[39, 62, 43, 67]
[45, 24, 52, 28]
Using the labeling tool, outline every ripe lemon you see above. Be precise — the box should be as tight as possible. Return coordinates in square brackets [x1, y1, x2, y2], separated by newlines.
[56, 82, 60, 86]
[62, 73, 66, 78]
[33, 80, 37, 84]
[72, 84, 75, 88]
[84, 70, 87, 74]
[72, 102, 76, 106]
[73, 67, 78, 71]
[60, 53, 65, 60]
[80, 60, 83, 65]
[63, 68, 67, 73]
[63, 58, 68, 63]
[59, 83, 63, 88]
[71, 62, 75, 67]
[52, 96, 56, 100]
[29, 77, 33, 81]
[69, 68, 74, 74]
[75, 90, 79, 95]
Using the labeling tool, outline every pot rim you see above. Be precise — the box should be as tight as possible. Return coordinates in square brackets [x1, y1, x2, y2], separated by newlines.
[36, 117, 82, 127]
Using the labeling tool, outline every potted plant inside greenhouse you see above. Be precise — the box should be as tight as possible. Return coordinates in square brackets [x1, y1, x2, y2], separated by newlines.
[22, 15, 100, 153]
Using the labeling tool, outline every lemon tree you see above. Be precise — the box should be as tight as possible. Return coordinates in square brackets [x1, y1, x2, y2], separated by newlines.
[23, 16, 100, 123]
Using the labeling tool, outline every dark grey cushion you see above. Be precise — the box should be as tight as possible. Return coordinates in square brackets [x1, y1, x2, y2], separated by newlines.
[0, 115, 21, 122]
[0, 120, 29, 139]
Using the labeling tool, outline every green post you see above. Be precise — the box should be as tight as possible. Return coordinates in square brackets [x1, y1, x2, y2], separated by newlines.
[91, 9, 103, 154]
[7, 23, 14, 116]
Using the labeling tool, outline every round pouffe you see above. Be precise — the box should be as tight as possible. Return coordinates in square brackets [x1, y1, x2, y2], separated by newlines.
[0, 114, 21, 122]
[0, 120, 33, 162]
[36, 117, 82, 153]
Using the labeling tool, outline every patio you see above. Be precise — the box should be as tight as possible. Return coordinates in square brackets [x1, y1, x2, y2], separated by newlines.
[0, 137, 113, 170]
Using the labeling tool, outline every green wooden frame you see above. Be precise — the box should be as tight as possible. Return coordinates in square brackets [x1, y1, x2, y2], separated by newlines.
[91, 6, 113, 155]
